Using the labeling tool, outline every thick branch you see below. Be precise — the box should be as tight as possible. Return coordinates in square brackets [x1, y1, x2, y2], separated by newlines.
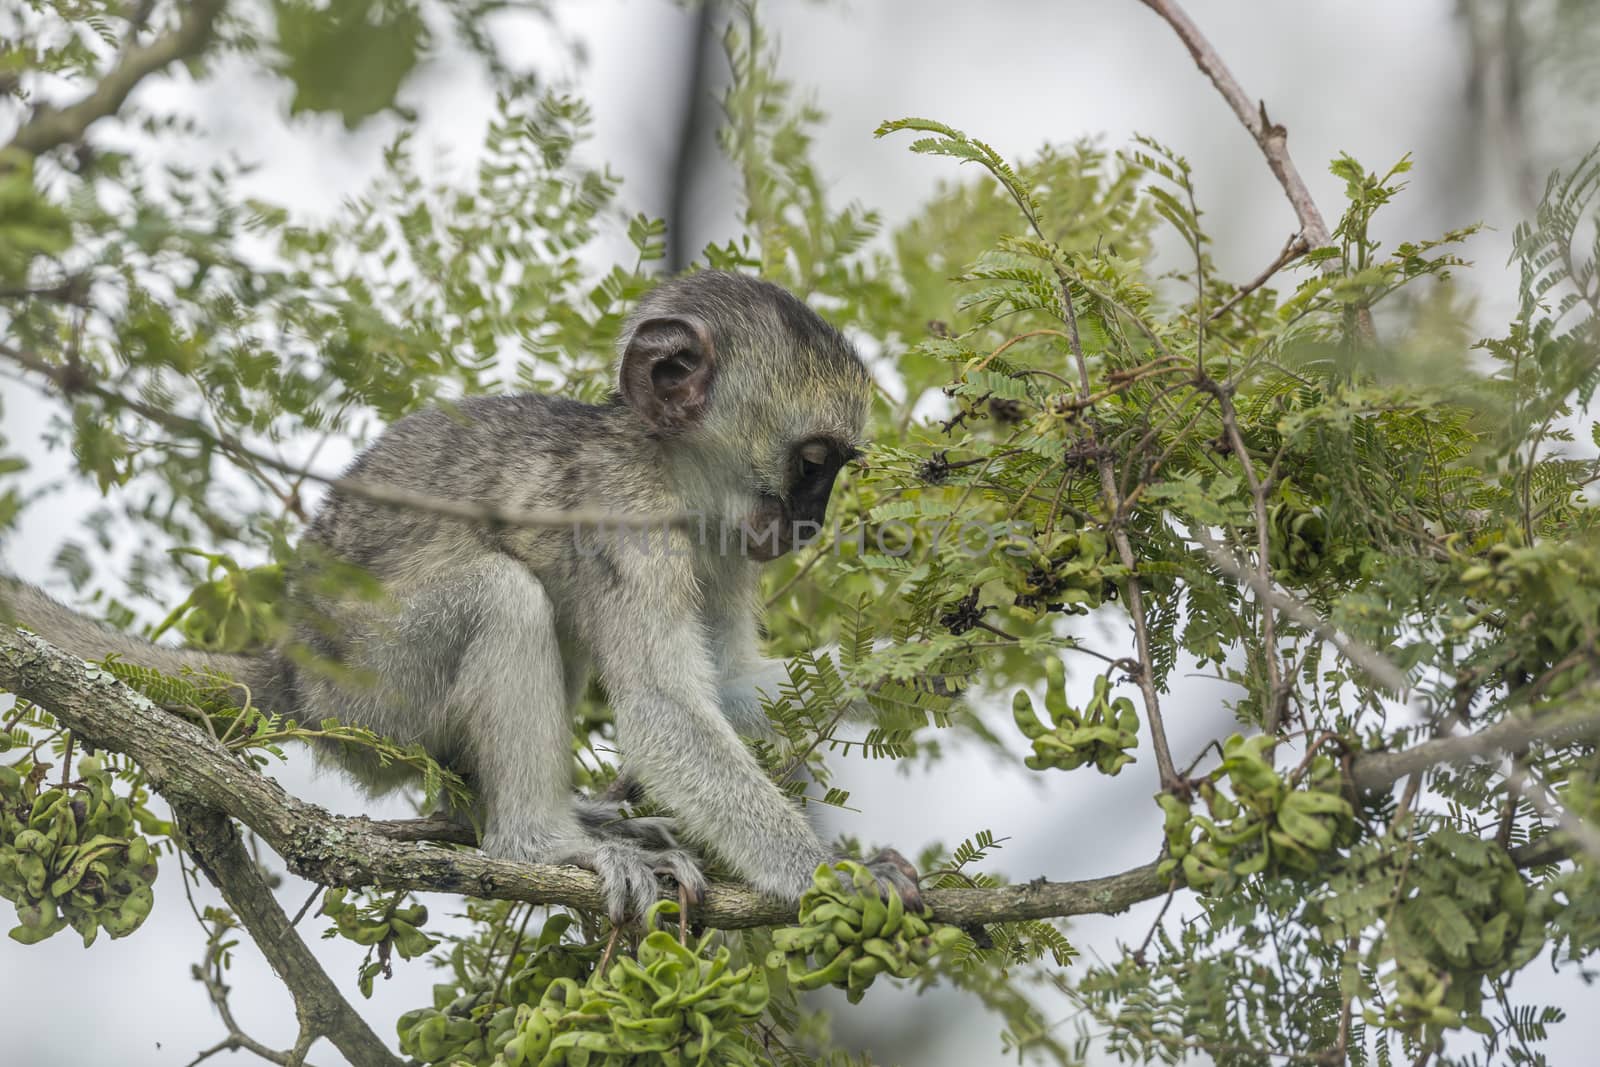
[0, 627, 1167, 926]
[7, 2, 226, 158]
[3, 627, 1592, 938]
[1351, 705, 1600, 793]
[179, 804, 383, 1066]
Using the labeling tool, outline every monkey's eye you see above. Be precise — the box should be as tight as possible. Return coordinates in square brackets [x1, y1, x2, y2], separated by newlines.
[797, 441, 830, 479]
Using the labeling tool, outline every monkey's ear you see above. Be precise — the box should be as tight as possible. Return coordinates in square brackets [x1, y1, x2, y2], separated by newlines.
[619, 316, 717, 433]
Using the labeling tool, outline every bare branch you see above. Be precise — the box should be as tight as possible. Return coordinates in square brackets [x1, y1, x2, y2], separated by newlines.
[1503, 757, 1600, 866]
[1134, 0, 1330, 250]
[6, 1, 226, 159]
[1135, 0, 1378, 341]
[1191, 526, 1409, 695]
[187, 928, 323, 1067]
[1208, 232, 1309, 323]
[176, 802, 400, 1067]
[1, 342, 687, 531]
[1350, 704, 1600, 793]
[0, 626, 1170, 927]
[1211, 389, 1285, 733]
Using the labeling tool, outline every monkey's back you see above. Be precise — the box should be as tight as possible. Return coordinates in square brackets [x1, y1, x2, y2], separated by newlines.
[299, 394, 642, 582]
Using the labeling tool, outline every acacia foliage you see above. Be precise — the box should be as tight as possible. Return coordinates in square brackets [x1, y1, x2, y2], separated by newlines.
[2, 2, 1600, 1065]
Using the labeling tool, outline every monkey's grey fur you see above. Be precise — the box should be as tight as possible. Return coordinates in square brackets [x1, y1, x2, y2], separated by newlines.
[7, 271, 921, 920]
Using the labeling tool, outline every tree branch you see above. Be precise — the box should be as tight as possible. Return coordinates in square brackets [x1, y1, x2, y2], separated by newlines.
[187, 915, 324, 1067]
[1135, 0, 1378, 341]
[1350, 705, 1600, 794]
[1211, 389, 1286, 734]
[1502, 755, 1600, 866]
[1049, 232, 1179, 788]
[0, 626, 1169, 926]
[1134, 0, 1330, 251]
[176, 802, 400, 1067]
[1192, 526, 1409, 695]
[1208, 232, 1309, 323]
[6, 1, 227, 159]
[3, 626, 1591, 940]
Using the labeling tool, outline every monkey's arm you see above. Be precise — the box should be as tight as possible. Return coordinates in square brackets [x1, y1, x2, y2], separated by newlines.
[696, 564, 785, 740]
[579, 544, 831, 901]
[710, 629, 790, 742]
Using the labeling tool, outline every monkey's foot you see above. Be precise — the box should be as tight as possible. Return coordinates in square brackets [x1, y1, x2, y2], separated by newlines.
[573, 793, 681, 850]
[836, 847, 924, 912]
[568, 839, 707, 924]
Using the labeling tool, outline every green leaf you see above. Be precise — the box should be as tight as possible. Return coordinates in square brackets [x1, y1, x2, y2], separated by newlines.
[273, 0, 425, 129]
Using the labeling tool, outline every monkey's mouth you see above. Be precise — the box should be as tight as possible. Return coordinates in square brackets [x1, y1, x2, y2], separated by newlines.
[737, 523, 796, 562]
[734, 515, 826, 561]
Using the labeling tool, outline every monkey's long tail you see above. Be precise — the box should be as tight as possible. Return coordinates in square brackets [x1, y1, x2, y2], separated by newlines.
[2, 577, 288, 710]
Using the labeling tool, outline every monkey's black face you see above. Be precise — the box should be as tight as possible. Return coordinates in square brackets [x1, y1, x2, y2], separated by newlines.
[740, 438, 856, 561]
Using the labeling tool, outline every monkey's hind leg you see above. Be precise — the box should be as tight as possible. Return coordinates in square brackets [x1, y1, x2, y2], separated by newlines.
[444, 558, 705, 921]
[573, 789, 682, 851]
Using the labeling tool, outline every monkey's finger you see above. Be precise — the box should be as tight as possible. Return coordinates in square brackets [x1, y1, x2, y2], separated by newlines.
[629, 865, 659, 924]
[586, 842, 646, 925]
[573, 799, 681, 851]
[866, 847, 924, 911]
[652, 849, 707, 906]
[601, 879, 630, 926]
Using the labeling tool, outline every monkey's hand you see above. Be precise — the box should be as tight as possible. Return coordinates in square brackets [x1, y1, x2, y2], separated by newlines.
[838, 847, 924, 912]
[564, 837, 707, 925]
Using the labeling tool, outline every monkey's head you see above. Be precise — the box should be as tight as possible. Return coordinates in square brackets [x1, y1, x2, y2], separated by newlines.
[618, 271, 872, 561]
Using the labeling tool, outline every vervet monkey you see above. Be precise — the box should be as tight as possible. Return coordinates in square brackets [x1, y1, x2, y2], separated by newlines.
[7, 271, 921, 921]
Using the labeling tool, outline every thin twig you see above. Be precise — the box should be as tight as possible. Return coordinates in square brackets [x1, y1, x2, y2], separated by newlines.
[290, 883, 323, 928]
[1049, 251, 1180, 787]
[7, 1, 226, 158]
[2, 342, 689, 532]
[188, 927, 323, 1067]
[1208, 232, 1310, 322]
[1191, 526, 1408, 695]
[1132, 880, 1179, 964]
[1211, 387, 1285, 733]
[597, 926, 622, 975]
[494, 904, 536, 999]
[1135, 0, 1377, 343]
